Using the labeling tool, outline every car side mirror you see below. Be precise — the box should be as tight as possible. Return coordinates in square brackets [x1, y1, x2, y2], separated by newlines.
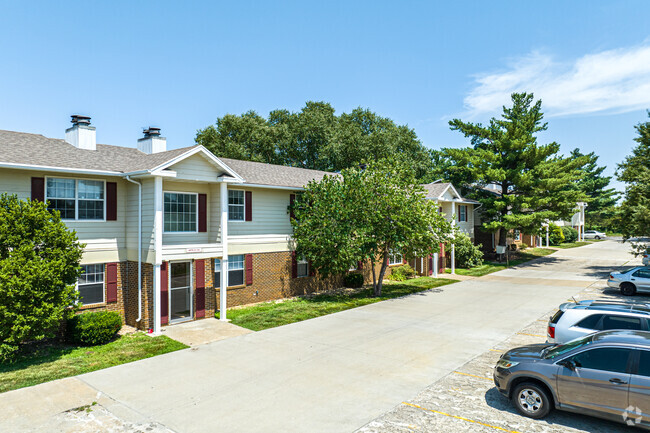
[559, 359, 576, 371]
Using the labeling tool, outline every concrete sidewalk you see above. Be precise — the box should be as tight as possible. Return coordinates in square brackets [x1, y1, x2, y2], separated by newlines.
[0, 240, 635, 433]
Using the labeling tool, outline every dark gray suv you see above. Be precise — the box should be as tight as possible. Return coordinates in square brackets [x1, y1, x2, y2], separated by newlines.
[494, 330, 650, 429]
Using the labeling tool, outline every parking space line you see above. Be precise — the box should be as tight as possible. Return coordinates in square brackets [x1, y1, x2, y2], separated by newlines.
[489, 349, 503, 353]
[516, 332, 546, 338]
[453, 371, 492, 381]
[402, 402, 522, 433]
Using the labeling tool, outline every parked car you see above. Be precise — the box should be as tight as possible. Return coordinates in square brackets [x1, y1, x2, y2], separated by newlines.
[547, 300, 650, 343]
[494, 330, 650, 428]
[583, 230, 606, 240]
[608, 266, 650, 295]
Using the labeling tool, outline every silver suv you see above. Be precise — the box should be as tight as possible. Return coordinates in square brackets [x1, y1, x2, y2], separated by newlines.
[494, 330, 650, 428]
[547, 300, 650, 343]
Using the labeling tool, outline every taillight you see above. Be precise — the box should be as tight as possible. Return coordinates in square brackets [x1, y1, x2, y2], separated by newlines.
[609, 274, 614, 279]
[547, 325, 555, 339]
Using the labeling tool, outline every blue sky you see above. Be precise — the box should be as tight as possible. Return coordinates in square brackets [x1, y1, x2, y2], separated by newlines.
[1, 1, 649, 190]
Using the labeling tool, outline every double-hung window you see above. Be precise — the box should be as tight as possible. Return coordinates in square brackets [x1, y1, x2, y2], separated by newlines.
[46, 178, 104, 220]
[228, 255, 245, 286]
[458, 205, 467, 222]
[297, 256, 309, 278]
[78, 264, 105, 305]
[228, 190, 245, 221]
[388, 251, 403, 265]
[164, 192, 197, 232]
[214, 259, 221, 288]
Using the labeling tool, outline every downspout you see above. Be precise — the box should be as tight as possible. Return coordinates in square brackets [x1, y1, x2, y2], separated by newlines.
[125, 176, 142, 324]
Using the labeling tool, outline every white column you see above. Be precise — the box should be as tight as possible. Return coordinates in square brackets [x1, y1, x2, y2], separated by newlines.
[451, 202, 457, 274]
[433, 253, 438, 278]
[152, 176, 163, 335]
[546, 226, 549, 247]
[220, 181, 229, 321]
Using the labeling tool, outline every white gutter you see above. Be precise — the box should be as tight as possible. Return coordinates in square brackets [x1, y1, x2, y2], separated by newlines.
[125, 176, 143, 324]
[0, 162, 123, 176]
[240, 183, 304, 191]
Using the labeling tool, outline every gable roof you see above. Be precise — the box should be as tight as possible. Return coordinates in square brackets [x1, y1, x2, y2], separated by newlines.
[219, 158, 334, 188]
[421, 182, 479, 204]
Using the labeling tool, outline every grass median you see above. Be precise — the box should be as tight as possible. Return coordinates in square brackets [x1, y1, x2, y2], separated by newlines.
[450, 247, 556, 277]
[223, 277, 458, 331]
[0, 333, 188, 393]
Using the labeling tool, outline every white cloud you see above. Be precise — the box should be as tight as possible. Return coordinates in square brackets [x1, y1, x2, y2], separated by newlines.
[463, 44, 650, 118]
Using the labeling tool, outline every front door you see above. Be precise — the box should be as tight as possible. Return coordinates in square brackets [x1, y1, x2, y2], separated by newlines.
[557, 347, 632, 417]
[169, 261, 192, 323]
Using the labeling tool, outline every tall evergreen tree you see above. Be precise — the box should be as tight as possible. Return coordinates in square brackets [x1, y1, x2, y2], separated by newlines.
[444, 93, 587, 246]
[617, 112, 650, 241]
[570, 149, 619, 230]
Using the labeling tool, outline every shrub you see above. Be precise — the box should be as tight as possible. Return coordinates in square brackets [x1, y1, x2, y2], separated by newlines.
[343, 272, 364, 288]
[561, 226, 579, 243]
[520, 243, 529, 250]
[388, 264, 416, 281]
[548, 223, 565, 245]
[0, 194, 84, 362]
[453, 232, 484, 268]
[67, 311, 122, 346]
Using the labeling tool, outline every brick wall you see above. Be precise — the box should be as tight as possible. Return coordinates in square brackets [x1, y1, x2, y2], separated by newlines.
[78, 261, 126, 322]
[124, 261, 154, 330]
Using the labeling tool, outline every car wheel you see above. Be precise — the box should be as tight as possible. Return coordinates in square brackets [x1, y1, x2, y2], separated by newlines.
[512, 382, 551, 419]
[595, 236, 601, 240]
[621, 282, 637, 296]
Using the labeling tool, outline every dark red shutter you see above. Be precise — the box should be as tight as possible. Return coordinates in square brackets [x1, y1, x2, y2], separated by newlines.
[195, 259, 205, 318]
[386, 256, 389, 265]
[357, 261, 363, 270]
[428, 255, 433, 275]
[160, 262, 169, 325]
[106, 263, 118, 303]
[289, 194, 295, 220]
[198, 193, 207, 232]
[106, 182, 117, 221]
[245, 254, 253, 285]
[308, 260, 315, 277]
[245, 191, 252, 221]
[403, 257, 407, 264]
[439, 206, 443, 214]
[291, 251, 298, 279]
[31, 177, 45, 202]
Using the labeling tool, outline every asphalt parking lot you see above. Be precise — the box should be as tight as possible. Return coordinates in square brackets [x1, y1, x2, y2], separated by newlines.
[357, 279, 644, 433]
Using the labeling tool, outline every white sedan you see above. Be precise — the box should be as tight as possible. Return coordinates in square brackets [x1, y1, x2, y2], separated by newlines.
[607, 266, 650, 296]
[583, 230, 606, 240]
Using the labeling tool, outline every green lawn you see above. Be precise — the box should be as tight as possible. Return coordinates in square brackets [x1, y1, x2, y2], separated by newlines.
[0, 333, 187, 393]
[553, 241, 592, 249]
[224, 277, 458, 331]
[450, 247, 556, 277]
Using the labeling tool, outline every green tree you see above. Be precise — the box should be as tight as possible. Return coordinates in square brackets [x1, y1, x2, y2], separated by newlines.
[196, 101, 432, 177]
[442, 93, 587, 246]
[291, 159, 452, 296]
[617, 112, 650, 242]
[0, 194, 84, 361]
[569, 149, 619, 230]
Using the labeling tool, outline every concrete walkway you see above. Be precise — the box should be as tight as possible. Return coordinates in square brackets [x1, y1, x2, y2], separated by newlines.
[160, 317, 252, 346]
[0, 241, 635, 433]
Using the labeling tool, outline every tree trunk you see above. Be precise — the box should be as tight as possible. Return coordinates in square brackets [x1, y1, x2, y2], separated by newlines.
[375, 252, 389, 297]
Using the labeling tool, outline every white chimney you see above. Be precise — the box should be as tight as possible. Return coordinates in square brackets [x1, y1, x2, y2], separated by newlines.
[65, 115, 96, 150]
[137, 127, 166, 154]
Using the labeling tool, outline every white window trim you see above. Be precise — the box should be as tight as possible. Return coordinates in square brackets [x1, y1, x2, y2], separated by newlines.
[388, 251, 403, 266]
[45, 176, 106, 222]
[228, 189, 246, 222]
[77, 263, 106, 306]
[163, 190, 199, 234]
[227, 254, 246, 287]
[297, 256, 309, 278]
[459, 205, 468, 222]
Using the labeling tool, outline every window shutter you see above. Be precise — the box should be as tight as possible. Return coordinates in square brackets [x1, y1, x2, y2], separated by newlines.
[245, 191, 252, 221]
[289, 194, 295, 220]
[31, 177, 45, 202]
[106, 263, 118, 303]
[308, 260, 315, 277]
[245, 254, 253, 285]
[291, 251, 298, 279]
[198, 193, 207, 232]
[439, 206, 443, 214]
[160, 262, 169, 325]
[428, 255, 433, 275]
[106, 182, 117, 221]
[385, 256, 389, 266]
[357, 260, 363, 270]
[403, 257, 407, 264]
[195, 259, 205, 318]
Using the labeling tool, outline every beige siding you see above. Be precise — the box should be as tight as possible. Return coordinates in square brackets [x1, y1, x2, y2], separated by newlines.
[0, 168, 128, 263]
[228, 187, 294, 236]
[169, 153, 224, 183]
[438, 201, 474, 239]
[162, 180, 213, 245]
[209, 183, 222, 243]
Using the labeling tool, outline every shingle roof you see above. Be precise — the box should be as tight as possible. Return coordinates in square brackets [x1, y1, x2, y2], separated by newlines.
[421, 182, 479, 204]
[0, 129, 195, 173]
[219, 158, 335, 188]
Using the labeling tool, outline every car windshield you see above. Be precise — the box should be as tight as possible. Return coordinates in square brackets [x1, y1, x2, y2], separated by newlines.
[543, 334, 594, 359]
